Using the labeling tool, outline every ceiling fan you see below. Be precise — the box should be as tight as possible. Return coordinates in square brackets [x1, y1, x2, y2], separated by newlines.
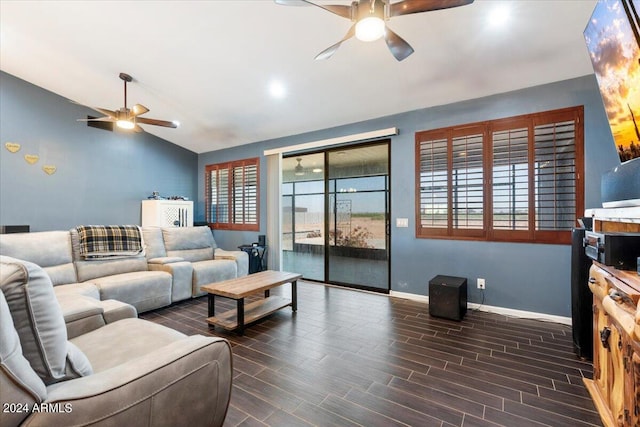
[80, 73, 178, 132]
[276, 0, 474, 61]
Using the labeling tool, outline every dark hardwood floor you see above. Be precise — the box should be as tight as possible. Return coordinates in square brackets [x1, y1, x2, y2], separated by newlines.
[140, 281, 601, 427]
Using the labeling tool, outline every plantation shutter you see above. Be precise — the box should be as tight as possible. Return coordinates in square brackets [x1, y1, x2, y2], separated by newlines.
[417, 131, 448, 236]
[451, 127, 484, 236]
[415, 106, 583, 244]
[205, 158, 259, 231]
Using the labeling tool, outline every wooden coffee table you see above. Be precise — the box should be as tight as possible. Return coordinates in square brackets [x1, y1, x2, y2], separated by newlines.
[200, 270, 301, 335]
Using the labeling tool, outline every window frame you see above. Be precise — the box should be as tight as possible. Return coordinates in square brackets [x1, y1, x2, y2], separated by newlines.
[205, 157, 260, 231]
[415, 106, 584, 244]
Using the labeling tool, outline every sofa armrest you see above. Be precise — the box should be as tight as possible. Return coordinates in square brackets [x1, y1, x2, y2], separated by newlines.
[148, 256, 185, 264]
[147, 260, 193, 303]
[215, 249, 249, 277]
[55, 294, 106, 339]
[28, 335, 232, 427]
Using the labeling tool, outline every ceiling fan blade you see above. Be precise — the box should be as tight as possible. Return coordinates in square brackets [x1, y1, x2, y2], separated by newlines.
[136, 117, 178, 128]
[77, 116, 114, 122]
[275, 0, 351, 19]
[390, 0, 474, 17]
[134, 124, 145, 133]
[315, 24, 356, 60]
[89, 107, 116, 118]
[312, 3, 352, 19]
[384, 27, 414, 61]
[131, 104, 150, 117]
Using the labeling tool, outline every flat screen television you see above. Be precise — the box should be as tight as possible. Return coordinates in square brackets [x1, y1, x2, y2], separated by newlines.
[584, 0, 640, 162]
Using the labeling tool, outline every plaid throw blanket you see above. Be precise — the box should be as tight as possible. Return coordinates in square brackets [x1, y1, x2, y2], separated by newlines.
[76, 225, 143, 259]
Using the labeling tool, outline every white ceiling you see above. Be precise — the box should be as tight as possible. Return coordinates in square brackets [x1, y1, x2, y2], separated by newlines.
[0, 0, 598, 154]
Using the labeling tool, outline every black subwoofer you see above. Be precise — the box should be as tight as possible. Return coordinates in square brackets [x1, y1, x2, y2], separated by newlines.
[429, 275, 467, 321]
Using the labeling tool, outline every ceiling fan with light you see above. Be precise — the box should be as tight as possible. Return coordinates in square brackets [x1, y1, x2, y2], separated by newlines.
[276, 0, 474, 61]
[79, 73, 178, 132]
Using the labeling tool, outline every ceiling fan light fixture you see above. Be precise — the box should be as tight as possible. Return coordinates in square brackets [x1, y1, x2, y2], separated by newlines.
[355, 16, 385, 42]
[116, 119, 135, 130]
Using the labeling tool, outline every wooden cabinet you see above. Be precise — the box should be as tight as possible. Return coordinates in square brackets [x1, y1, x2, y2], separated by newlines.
[584, 207, 640, 427]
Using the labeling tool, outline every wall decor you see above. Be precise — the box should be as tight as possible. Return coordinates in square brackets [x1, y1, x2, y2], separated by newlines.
[42, 165, 57, 175]
[24, 154, 39, 164]
[5, 142, 21, 153]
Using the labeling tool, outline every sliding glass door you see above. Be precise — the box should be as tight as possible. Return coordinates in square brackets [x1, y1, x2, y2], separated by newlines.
[282, 153, 325, 281]
[327, 143, 389, 290]
[282, 142, 390, 292]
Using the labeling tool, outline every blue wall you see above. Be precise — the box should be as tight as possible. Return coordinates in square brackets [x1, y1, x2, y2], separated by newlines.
[0, 72, 198, 231]
[199, 75, 618, 317]
[1, 70, 617, 317]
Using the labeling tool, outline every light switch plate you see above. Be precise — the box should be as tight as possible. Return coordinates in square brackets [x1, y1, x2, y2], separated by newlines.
[396, 218, 409, 228]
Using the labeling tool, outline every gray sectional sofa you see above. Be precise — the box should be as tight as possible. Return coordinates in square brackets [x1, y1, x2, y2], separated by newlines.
[0, 255, 232, 427]
[144, 226, 248, 297]
[0, 226, 248, 337]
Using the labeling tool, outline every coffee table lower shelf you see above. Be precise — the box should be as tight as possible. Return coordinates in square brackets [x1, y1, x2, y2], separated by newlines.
[206, 295, 292, 331]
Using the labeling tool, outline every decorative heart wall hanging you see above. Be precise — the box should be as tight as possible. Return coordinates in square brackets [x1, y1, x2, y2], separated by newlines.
[24, 154, 39, 164]
[5, 142, 21, 153]
[42, 165, 57, 175]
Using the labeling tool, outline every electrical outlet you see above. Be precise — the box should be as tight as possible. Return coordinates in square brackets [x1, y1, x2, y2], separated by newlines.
[477, 278, 486, 290]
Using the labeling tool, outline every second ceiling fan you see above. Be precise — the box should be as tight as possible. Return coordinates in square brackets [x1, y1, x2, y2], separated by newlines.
[277, 0, 474, 61]
[81, 73, 178, 132]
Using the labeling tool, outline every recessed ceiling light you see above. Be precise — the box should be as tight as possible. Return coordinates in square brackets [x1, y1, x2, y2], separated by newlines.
[269, 80, 286, 99]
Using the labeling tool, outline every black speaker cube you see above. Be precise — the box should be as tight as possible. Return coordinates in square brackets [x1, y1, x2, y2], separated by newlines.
[429, 275, 467, 321]
[258, 235, 266, 246]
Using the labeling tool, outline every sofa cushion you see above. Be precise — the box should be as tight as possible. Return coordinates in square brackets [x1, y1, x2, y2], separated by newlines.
[162, 226, 217, 262]
[142, 226, 167, 259]
[0, 231, 77, 285]
[53, 282, 101, 300]
[0, 290, 47, 427]
[71, 318, 187, 373]
[192, 260, 237, 296]
[0, 256, 93, 385]
[91, 271, 172, 313]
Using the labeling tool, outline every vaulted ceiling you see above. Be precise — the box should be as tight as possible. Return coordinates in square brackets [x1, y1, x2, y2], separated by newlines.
[0, 0, 598, 154]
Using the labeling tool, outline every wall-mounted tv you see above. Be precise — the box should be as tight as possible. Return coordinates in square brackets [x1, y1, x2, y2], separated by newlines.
[584, 0, 640, 162]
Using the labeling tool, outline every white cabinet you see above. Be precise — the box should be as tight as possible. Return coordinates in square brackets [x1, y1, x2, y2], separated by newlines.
[141, 200, 193, 227]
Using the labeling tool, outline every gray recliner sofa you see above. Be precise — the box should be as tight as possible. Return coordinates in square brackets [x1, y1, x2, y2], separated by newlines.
[0, 231, 142, 337]
[0, 256, 232, 427]
[143, 226, 249, 297]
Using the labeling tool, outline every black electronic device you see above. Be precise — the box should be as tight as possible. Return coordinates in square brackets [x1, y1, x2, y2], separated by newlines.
[428, 275, 467, 321]
[258, 235, 266, 246]
[584, 231, 640, 270]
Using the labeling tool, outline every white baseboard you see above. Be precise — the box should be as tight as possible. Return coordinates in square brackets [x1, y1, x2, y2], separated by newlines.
[389, 290, 572, 326]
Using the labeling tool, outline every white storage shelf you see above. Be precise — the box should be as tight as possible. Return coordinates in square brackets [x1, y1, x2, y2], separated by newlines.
[142, 200, 193, 227]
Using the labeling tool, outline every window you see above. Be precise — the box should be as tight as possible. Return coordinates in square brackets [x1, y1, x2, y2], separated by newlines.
[205, 158, 259, 231]
[416, 106, 583, 244]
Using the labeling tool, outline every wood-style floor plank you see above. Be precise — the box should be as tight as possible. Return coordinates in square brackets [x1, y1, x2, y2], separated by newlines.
[140, 280, 601, 427]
